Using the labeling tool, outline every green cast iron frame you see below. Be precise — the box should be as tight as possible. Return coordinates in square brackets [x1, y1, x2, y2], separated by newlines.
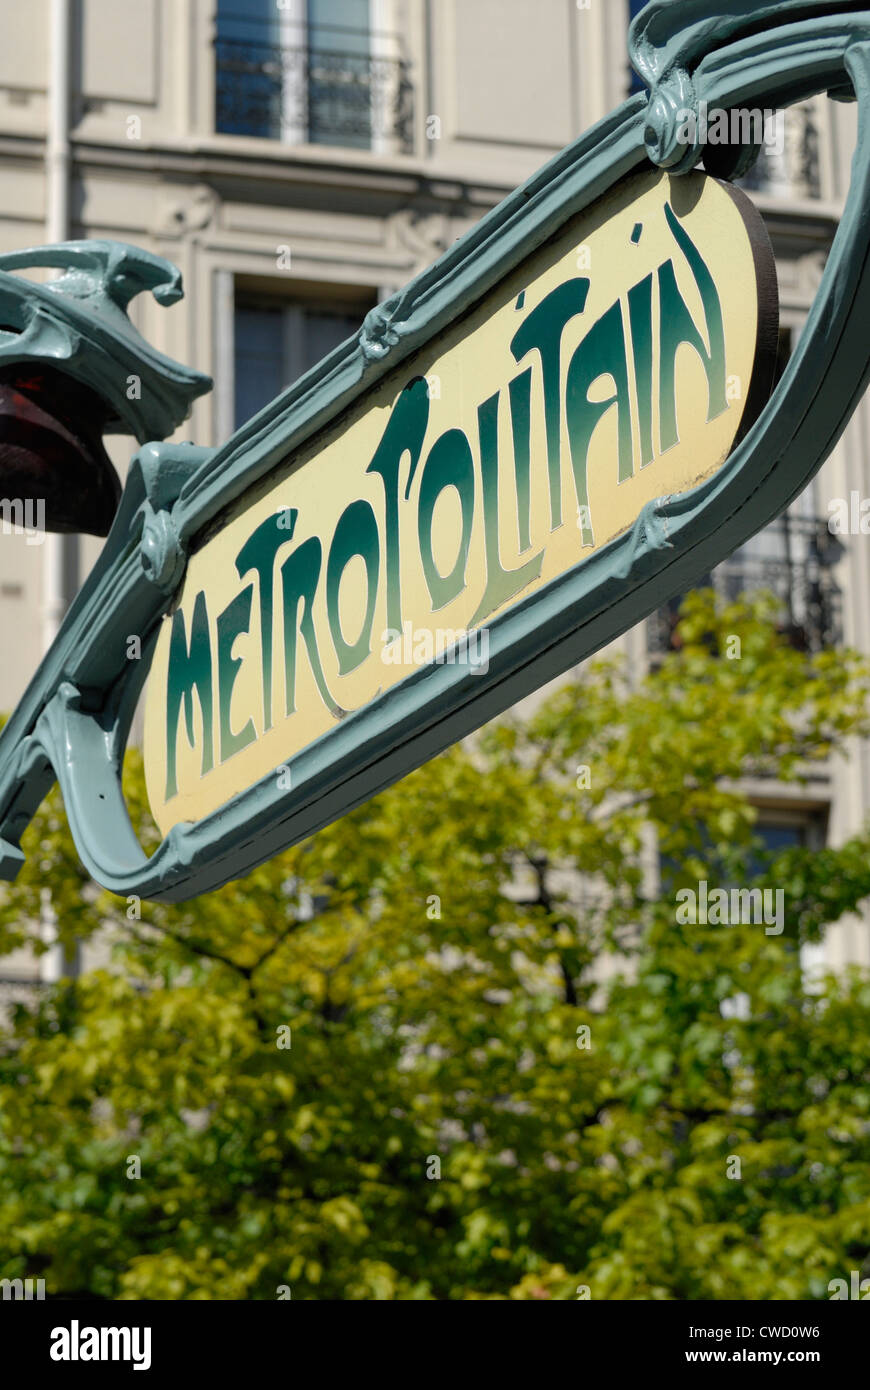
[0, 0, 869, 902]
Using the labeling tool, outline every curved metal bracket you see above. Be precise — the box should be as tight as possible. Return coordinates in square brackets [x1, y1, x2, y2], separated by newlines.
[0, 240, 212, 442]
[631, 0, 865, 169]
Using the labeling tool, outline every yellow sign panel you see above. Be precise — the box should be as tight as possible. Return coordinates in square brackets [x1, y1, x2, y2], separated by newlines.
[144, 168, 774, 833]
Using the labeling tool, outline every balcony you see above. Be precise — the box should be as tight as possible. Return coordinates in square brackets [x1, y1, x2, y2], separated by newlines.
[648, 514, 844, 656]
[215, 13, 414, 153]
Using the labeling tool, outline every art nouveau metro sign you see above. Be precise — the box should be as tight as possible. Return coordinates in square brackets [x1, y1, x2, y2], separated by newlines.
[0, 0, 868, 900]
[147, 171, 776, 835]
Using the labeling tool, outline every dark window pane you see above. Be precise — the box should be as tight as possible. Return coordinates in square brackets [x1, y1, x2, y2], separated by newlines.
[308, 0, 370, 53]
[216, 0, 282, 138]
[233, 302, 368, 427]
[628, 0, 649, 94]
[234, 306, 284, 426]
[746, 822, 808, 880]
[216, 0, 411, 151]
[307, 0, 372, 149]
[301, 310, 360, 374]
[756, 823, 807, 853]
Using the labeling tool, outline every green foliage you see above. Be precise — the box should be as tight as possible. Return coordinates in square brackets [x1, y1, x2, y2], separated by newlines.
[1, 590, 870, 1300]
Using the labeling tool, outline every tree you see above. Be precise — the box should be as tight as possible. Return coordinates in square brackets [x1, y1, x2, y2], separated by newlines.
[1, 589, 870, 1300]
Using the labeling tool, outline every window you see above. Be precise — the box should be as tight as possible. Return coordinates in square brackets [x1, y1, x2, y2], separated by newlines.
[649, 504, 843, 658]
[737, 102, 822, 201]
[215, 0, 414, 153]
[307, 0, 373, 150]
[234, 305, 284, 427]
[215, 0, 282, 140]
[751, 817, 829, 984]
[748, 818, 810, 872]
[234, 295, 374, 428]
[627, 0, 649, 95]
[648, 328, 844, 661]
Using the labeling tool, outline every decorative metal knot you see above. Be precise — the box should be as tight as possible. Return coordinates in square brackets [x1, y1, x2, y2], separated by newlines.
[360, 296, 404, 363]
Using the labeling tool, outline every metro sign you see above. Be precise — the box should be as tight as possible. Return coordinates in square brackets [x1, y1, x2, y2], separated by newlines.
[148, 171, 775, 835]
[0, 0, 869, 901]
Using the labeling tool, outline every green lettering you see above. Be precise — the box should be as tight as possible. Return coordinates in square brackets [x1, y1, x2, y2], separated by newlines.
[216, 584, 257, 762]
[164, 589, 214, 801]
[627, 273, 655, 468]
[564, 300, 633, 547]
[510, 277, 590, 530]
[235, 509, 298, 734]
[281, 537, 340, 716]
[326, 500, 381, 676]
[508, 367, 534, 552]
[658, 201, 728, 453]
[417, 428, 475, 611]
[469, 390, 544, 626]
[366, 376, 430, 636]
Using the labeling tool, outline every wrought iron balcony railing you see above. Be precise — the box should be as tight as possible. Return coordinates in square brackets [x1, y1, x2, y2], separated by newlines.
[215, 26, 414, 153]
[648, 514, 844, 656]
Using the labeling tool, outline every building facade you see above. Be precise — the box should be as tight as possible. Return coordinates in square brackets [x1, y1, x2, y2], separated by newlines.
[0, 0, 868, 979]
